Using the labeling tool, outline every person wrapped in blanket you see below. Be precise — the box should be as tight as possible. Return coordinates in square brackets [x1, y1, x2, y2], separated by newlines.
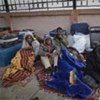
[54, 27, 68, 48]
[54, 27, 85, 62]
[39, 37, 59, 75]
[22, 31, 40, 57]
[2, 31, 40, 87]
[44, 28, 93, 98]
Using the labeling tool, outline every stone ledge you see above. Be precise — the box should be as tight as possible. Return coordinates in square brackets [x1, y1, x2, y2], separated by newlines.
[0, 9, 100, 18]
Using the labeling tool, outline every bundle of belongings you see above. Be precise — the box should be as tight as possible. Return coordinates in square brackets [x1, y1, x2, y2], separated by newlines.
[0, 34, 19, 48]
[0, 27, 19, 48]
[85, 44, 100, 84]
[90, 26, 100, 48]
[70, 23, 91, 53]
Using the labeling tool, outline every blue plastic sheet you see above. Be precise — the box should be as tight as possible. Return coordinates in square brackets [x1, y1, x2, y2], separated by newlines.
[0, 43, 22, 67]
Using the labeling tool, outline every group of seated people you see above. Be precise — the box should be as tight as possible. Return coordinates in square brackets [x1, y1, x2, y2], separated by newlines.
[2, 27, 100, 99]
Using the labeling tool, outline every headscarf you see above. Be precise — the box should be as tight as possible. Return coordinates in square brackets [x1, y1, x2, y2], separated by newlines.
[22, 31, 40, 56]
[22, 31, 36, 48]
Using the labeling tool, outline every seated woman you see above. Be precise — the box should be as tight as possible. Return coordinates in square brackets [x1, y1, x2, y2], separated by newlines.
[39, 37, 59, 75]
[45, 48, 92, 98]
[22, 31, 40, 57]
[2, 31, 39, 87]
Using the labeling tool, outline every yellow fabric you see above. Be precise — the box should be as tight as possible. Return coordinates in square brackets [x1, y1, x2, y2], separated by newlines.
[3, 51, 23, 79]
[28, 56, 34, 67]
[69, 70, 76, 85]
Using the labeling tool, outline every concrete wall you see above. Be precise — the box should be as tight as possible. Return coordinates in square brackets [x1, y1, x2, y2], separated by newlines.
[0, 18, 6, 27]
[11, 16, 71, 36]
[79, 15, 100, 26]
[0, 9, 100, 36]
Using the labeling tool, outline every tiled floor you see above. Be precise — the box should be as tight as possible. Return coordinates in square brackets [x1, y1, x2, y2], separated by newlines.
[0, 76, 67, 100]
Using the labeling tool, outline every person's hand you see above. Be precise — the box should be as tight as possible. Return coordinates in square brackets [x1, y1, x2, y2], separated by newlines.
[45, 52, 52, 57]
[53, 50, 58, 55]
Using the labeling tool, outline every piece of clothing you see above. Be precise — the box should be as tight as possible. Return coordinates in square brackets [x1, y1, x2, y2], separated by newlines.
[22, 31, 40, 56]
[2, 48, 35, 87]
[39, 42, 59, 56]
[41, 55, 58, 69]
[54, 34, 68, 49]
[45, 48, 92, 98]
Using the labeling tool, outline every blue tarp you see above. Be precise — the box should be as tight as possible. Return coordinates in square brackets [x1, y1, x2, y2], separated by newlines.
[0, 43, 22, 67]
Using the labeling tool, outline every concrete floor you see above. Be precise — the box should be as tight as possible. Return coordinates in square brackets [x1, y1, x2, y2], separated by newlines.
[0, 76, 69, 100]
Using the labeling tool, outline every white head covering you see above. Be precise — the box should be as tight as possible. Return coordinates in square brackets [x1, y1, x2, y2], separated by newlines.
[22, 31, 36, 48]
[22, 31, 40, 56]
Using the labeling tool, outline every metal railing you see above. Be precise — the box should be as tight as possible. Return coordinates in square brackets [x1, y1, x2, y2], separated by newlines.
[0, 0, 6, 12]
[0, 0, 100, 12]
[76, 0, 100, 8]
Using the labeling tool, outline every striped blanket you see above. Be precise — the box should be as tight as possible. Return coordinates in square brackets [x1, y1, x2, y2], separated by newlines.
[2, 48, 35, 87]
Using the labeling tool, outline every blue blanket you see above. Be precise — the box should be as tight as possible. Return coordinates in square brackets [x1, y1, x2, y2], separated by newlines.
[45, 48, 92, 98]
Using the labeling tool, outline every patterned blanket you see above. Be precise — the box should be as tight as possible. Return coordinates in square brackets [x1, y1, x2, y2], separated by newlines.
[2, 48, 35, 87]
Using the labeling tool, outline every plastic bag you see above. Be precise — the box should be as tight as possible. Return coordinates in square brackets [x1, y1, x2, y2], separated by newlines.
[72, 33, 90, 53]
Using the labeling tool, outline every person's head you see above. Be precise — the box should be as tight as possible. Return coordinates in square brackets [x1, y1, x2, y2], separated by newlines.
[25, 35, 34, 44]
[56, 27, 63, 34]
[56, 27, 63, 38]
[24, 31, 35, 46]
[44, 37, 52, 46]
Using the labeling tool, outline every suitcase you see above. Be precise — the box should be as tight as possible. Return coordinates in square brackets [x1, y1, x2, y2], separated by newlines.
[0, 34, 19, 48]
[71, 23, 89, 35]
[90, 26, 100, 48]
